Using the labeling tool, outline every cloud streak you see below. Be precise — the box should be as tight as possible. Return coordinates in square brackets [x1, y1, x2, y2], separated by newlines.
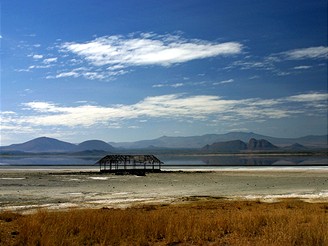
[228, 46, 328, 75]
[282, 46, 328, 60]
[152, 83, 185, 88]
[2, 92, 327, 132]
[16, 33, 242, 81]
[213, 79, 234, 85]
[19, 35, 326, 82]
[61, 34, 243, 68]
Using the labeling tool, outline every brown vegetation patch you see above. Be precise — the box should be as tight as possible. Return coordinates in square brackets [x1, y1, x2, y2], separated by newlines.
[0, 198, 327, 245]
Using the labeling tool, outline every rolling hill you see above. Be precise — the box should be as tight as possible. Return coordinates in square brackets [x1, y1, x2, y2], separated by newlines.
[247, 138, 278, 150]
[75, 140, 115, 152]
[0, 137, 76, 153]
[0, 137, 115, 153]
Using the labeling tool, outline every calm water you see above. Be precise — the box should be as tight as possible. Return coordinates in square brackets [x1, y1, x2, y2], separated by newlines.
[0, 154, 327, 167]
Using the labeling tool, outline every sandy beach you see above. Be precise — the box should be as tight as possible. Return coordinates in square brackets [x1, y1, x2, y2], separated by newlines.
[1, 167, 328, 212]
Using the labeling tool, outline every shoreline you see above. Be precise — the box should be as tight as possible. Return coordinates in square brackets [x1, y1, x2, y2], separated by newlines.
[1, 164, 327, 172]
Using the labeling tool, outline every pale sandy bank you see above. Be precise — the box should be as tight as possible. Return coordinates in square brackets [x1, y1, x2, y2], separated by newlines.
[0, 168, 327, 213]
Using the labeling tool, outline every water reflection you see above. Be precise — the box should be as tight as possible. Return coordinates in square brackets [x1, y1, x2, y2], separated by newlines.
[0, 155, 327, 166]
[161, 155, 328, 166]
[0, 156, 100, 166]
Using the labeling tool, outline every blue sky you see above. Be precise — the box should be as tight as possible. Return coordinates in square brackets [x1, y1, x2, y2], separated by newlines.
[1, 0, 327, 145]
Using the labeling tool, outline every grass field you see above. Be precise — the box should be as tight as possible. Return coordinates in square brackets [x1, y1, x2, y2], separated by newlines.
[1, 198, 327, 245]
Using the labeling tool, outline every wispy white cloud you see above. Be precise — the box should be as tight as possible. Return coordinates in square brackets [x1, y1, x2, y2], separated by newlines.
[228, 46, 327, 75]
[283, 46, 328, 60]
[213, 79, 234, 85]
[46, 66, 119, 80]
[18, 33, 241, 81]
[61, 33, 243, 67]
[152, 84, 165, 88]
[152, 80, 209, 88]
[32, 54, 43, 59]
[55, 71, 79, 78]
[107, 64, 125, 71]
[43, 57, 57, 64]
[287, 92, 328, 102]
[153, 83, 185, 88]
[2, 92, 327, 133]
[293, 65, 312, 70]
[228, 59, 275, 72]
[171, 83, 184, 88]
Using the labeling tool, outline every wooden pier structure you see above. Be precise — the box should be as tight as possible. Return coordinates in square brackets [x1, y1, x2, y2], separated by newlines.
[96, 155, 163, 174]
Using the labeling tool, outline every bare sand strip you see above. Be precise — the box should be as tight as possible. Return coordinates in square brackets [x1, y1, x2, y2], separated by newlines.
[0, 168, 327, 213]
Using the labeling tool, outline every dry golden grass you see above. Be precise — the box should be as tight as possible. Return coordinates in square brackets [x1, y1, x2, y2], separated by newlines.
[1, 198, 327, 245]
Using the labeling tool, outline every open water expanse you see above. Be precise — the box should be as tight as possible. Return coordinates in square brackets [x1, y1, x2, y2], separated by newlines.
[0, 154, 327, 168]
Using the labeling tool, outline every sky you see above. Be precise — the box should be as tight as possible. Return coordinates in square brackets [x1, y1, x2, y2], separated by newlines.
[1, 0, 327, 145]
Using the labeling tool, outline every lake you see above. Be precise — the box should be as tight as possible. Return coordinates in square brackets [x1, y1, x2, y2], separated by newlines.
[0, 154, 327, 169]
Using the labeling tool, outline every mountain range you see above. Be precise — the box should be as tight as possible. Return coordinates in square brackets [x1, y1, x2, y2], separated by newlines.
[0, 132, 327, 153]
[109, 132, 327, 149]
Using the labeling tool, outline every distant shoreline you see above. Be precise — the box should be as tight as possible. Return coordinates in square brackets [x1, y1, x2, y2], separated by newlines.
[0, 165, 328, 172]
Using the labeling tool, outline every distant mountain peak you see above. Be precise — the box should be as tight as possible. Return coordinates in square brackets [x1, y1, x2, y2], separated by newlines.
[247, 138, 278, 150]
[202, 139, 247, 152]
[284, 143, 308, 150]
[0, 136, 76, 153]
[76, 140, 115, 152]
[203, 138, 279, 152]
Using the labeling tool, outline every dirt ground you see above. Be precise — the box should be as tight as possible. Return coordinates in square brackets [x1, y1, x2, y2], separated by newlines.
[1, 168, 328, 213]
